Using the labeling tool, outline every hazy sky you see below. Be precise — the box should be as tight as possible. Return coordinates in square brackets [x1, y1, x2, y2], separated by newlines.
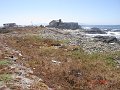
[0, 0, 120, 26]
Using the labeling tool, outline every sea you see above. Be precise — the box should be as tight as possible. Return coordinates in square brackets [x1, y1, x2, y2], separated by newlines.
[81, 25, 120, 30]
[81, 25, 120, 39]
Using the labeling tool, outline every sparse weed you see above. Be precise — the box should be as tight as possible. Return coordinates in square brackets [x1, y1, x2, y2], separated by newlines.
[0, 60, 10, 66]
[0, 74, 12, 82]
[60, 39, 70, 44]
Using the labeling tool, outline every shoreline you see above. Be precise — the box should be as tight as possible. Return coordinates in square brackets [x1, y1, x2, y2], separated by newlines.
[39, 28, 120, 53]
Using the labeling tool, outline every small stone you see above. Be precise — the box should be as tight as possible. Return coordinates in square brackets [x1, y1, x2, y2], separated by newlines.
[33, 68, 35, 70]
[19, 53, 22, 56]
[116, 65, 120, 68]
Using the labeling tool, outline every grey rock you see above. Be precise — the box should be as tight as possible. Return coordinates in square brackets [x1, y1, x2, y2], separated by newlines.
[85, 27, 106, 34]
[94, 36, 119, 43]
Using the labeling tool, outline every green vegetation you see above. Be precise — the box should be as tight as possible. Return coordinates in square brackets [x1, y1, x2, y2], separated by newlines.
[0, 60, 11, 66]
[0, 74, 12, 82]
[71, 48, 118, 67]
[60, 39, 70, 44]
[104, 56, 117, 67]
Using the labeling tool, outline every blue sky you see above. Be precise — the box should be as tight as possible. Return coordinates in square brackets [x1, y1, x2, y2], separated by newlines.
[0, 0, 120, 26]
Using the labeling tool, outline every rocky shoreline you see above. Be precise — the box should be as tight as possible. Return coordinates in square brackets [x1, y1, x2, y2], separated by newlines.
[1, 27, 120, 55]
[39, 28, 120, 54]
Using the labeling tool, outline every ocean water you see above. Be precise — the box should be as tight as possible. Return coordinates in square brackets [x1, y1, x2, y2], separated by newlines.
[81, 25, 120, 39]
[81, 25, 120, 30]
[85, 33, 120, 39]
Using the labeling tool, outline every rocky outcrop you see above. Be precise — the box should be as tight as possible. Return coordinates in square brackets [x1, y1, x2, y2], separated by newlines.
[85, 27, 106, 34]
[94, 36, 119, 43]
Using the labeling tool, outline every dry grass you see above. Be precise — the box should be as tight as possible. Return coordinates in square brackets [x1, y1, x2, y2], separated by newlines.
[30, 81, 49, 90]
[2, 31, 120, 90]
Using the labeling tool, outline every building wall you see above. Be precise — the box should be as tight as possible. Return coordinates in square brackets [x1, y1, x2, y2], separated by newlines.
[48, 20, 79, 30]
[3, 23, 16, 28]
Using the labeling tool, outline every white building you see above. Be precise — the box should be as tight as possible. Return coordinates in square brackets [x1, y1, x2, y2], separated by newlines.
[3, 23, 17, 28]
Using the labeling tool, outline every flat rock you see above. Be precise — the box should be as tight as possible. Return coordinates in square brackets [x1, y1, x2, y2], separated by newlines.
[94, 36, 119, 43]
[85, 27, 106, 34]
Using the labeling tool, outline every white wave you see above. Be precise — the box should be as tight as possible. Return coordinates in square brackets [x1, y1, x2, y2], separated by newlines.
[82, 27, 91, 30]
[85, 34, 108, 37]
[107, 31, 120, 39]
[86, 31, 120, 39]
[107, 31, 120, 35]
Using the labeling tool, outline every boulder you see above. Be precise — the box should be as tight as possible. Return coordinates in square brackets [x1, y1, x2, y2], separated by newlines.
[94, 36, 119, 43]
[85, 27, 106, 34]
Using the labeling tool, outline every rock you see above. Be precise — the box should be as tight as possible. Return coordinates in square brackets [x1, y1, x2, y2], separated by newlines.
[85, 27, 106, 34]
[51, 43, 61, 46]
[69, 69, 82, 77]
[8, 56, 18, 62]
[94, 36, 119, 43]
[113, 56, 120, 65]
[52, 60, 61, 64]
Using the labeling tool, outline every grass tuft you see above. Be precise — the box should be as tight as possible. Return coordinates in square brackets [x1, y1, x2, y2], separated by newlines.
[0, 60, 11, 66]
[0, 74, 12, 82]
